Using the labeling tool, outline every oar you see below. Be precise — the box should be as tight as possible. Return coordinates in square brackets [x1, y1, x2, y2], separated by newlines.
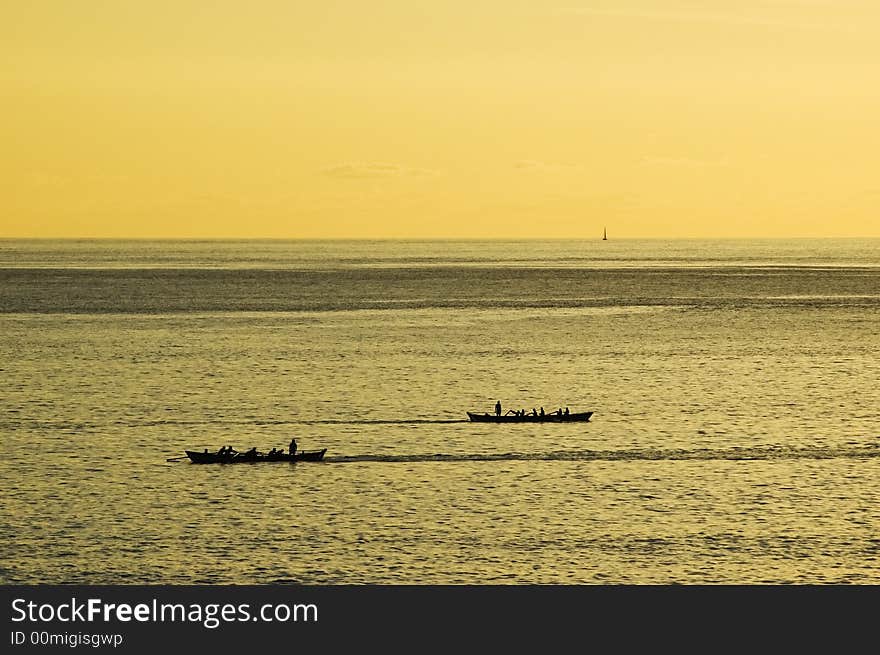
[166, 455, 189, 462]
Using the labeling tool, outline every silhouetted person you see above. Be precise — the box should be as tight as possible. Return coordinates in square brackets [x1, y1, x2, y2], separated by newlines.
[495, 401, 502, 416]
[564, 407, 570, 416]
[289, 439, 297, 456]
[540, 407, 545, 417]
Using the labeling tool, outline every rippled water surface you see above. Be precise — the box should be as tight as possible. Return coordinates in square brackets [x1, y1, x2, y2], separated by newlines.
[1, 239, 879, 583]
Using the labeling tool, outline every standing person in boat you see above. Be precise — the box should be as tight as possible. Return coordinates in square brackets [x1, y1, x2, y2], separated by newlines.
[289, 438, 297, 456]
[495, 400, 502, 417]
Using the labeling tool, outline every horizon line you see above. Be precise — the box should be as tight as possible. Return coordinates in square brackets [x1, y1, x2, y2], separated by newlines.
[2, 236, 880, 242]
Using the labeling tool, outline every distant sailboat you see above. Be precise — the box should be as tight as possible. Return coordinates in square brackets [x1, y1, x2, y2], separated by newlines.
[603, 227, 607, 241]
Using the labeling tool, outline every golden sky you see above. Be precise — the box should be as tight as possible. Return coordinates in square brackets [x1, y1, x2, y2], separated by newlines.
[2, 1, 879, 238]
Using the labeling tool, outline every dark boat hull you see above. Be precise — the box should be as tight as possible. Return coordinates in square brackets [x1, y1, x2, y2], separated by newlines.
[467, 411, 593, 423]
[185, 449, 327, 464]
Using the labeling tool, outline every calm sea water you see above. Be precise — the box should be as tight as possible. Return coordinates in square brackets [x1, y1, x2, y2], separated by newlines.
[1, 239, 879, 584]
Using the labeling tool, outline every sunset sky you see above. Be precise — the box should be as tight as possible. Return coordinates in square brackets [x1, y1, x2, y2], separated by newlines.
[3, 1, 879, 238]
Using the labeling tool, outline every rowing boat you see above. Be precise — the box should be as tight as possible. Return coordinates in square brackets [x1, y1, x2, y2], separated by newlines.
[467, 411, 593, 423]
[185, 449, 327, 464]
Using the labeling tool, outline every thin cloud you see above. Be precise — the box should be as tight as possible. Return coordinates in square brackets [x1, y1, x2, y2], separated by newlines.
[554, 6, 864, 32]
[321, 163, 435, 179]
[639, 155, 729, 169]
[514, 160, 583, 170]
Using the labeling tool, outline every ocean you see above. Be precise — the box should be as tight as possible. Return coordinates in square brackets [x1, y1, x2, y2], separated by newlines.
[1, 238, 879, 584]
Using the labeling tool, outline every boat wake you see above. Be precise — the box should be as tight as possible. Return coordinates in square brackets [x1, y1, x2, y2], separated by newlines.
[0, 418, 472, 430]
[299, 419, 469, 425]
[325, 444, 880, 464]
